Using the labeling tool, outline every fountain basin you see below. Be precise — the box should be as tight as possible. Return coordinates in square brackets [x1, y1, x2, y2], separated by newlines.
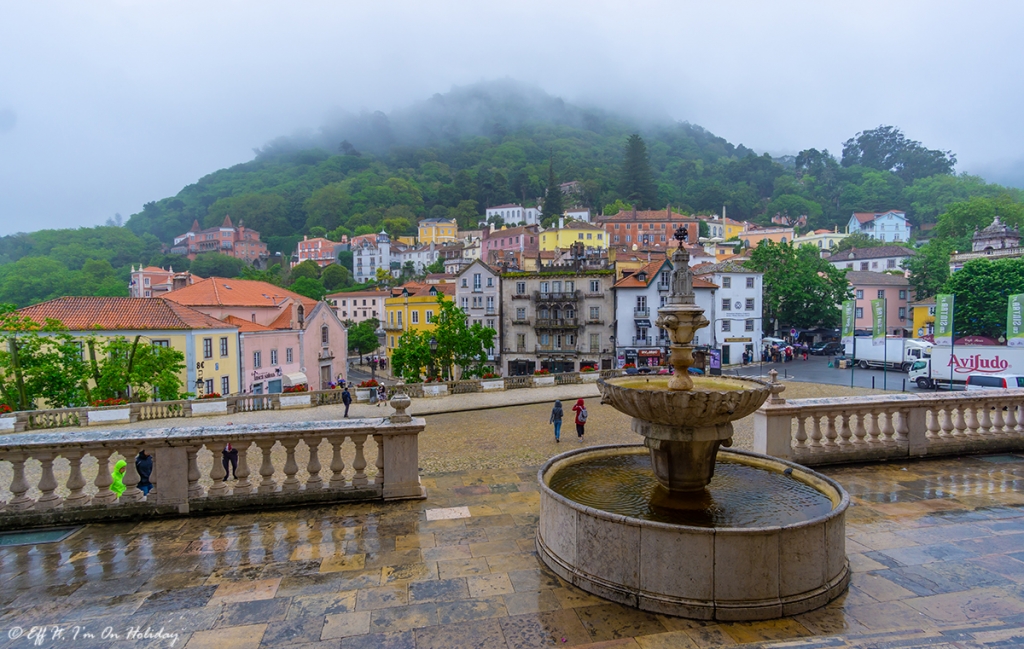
[598, 376, 772, 426]
[537, 445, 850, 621]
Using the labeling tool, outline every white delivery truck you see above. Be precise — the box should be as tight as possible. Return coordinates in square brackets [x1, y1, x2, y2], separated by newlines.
[843, 337, 933, 372]
[908, 345, 1024, 389]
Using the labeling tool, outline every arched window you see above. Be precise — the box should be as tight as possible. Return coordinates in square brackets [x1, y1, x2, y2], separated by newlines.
[321, 326, 329, 345]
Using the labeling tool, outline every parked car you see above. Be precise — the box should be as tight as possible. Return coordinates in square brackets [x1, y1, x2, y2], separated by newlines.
[965, 374, 1024, 390]
[809, 342, 844, 356]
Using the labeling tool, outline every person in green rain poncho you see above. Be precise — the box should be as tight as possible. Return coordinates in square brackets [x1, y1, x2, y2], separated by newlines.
[110, 459, 127, 497]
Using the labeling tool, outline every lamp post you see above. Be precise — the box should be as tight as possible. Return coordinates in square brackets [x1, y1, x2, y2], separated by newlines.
[609, 335, 616, 370]
[428, 336, 438, 381]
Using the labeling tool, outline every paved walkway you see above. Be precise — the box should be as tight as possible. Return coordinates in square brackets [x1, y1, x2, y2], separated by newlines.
[2, 454, 1024, 649]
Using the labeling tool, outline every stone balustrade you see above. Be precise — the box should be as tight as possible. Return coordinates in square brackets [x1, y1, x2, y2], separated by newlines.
[754, 387, 1024, 465]
[0, 405, 425, 529]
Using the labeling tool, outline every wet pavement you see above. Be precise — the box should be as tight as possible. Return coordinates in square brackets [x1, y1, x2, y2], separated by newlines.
[3, 454, 1024, 648]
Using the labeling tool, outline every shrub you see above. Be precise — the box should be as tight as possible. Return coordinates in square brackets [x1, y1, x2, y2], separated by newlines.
[357, 379, 379, 388]
[199, 392, 222, 399]
[282, 383, 308, 393]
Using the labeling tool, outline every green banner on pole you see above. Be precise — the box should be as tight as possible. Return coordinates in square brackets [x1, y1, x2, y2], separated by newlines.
[871, 299, 886, 346]
[841, 300, 855, 348]
[934, 294, 954, 346]
[1009, 294, 1024, 347]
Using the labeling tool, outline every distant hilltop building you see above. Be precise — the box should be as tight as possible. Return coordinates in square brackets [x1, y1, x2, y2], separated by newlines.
[846, 210, 911, 243]
[949, 215, 1022, 272]
[171, 216, 268, 263]
[559, 181, 582, 195]
[293, 236, 345, 269]
[485, 204, 541, 227]
[129, 266, 201, 298]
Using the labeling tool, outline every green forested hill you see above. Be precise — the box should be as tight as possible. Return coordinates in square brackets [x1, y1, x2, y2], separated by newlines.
[1, 81, 1022, 307]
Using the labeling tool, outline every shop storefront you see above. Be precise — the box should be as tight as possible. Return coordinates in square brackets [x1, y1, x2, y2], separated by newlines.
[637, 349, 663, 367]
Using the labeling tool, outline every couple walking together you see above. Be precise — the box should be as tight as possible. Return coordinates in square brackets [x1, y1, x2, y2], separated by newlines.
[549, 398, 587, 443]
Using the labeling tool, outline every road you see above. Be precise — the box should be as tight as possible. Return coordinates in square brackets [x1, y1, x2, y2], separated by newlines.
[725, 354, 932, 392]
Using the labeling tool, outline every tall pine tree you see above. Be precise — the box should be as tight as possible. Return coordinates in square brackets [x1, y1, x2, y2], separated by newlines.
[619, 134, 658, 209]
[541, 154, 564, 226]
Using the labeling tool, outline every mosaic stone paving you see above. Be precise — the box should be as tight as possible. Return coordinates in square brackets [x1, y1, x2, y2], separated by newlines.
[1, 454, 1024, 648]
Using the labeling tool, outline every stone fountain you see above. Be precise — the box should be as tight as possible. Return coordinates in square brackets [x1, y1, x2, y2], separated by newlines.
[536, 227, 850, 621]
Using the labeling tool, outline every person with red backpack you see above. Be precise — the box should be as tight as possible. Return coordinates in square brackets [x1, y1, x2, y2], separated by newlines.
[572, 398, 588, 440]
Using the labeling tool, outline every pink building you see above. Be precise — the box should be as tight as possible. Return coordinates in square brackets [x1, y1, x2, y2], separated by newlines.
[129, 266, 200, 298]
[293, 235, 346, 268]
[482, 225, 540, 260]
[165, 277, 348, 391]
[170, 215, 268, 263]
[327, 289, 389, 325]
[847, 271, 912, 336]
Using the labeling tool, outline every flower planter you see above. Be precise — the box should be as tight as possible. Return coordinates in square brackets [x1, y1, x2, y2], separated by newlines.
[191, 399, 228, 416]
[355, 388, 372, 403]
[423, 384, 449, 397]
[532, 376, 556, 387]
[87, 406, 132, 426]
[580, 372, 600, 383]
[480, 379, 505, 391]
[0, 416, 16, 432]
[278, 394, 312, 409]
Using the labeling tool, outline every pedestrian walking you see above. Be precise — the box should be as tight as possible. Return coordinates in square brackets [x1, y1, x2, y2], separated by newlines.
[549, 400, 563, 443]
[342, 387, 352, 417]
[572, 398, 588, 440]
[376, 384, 387, 406]
[110, 459, 127, 497]
[222, 443, 238, 481]
[135, 450, 153, 496]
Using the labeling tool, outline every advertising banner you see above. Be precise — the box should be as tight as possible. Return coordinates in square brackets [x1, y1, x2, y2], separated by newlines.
[841, 300, 855, 348]
[1009, 294, 1024, 347]
[871, 299, 886, 346]
[934, 294, 955, 346]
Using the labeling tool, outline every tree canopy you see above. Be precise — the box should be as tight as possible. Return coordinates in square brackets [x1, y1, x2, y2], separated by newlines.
[747, 241, 852, 332]
[943, 258, 1024, 339]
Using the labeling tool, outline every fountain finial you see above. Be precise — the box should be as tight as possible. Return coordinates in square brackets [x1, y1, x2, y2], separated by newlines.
[655, 228, 709, 391]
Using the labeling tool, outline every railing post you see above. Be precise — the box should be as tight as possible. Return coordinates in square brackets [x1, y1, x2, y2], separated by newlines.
[905, 402, 929, 457]
[377, 415, 426, 501]
[753, 406, 793, 460]
[154, 447, 190, 512]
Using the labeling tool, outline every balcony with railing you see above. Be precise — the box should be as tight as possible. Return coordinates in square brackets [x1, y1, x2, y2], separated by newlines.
[534, 318, 579, 329]
[535, 345, 578, 355]
[383, 321, 404, 332]
[486, 307, 496, 315]
[534, 290, 581, 302]
[634, 307, 650, 318]
[511, 292, 531, 300]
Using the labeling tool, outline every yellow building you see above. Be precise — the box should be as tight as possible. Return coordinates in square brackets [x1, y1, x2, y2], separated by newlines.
[793, 228, 848, 253]
[383, 282, 457, 360]
[910, 296, 936, 339]
[16, 296, 241, 399]
[395, 236, 417, 246]
[418, 218, 457, 244]
[539, 222, 607, 251]
[738, 227, 794, 249]
[723, 217, 748, 240]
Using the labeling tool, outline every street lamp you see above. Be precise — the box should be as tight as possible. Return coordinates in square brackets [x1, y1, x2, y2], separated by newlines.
[428, 336, 438, 380]
[609, 335, 616, 370]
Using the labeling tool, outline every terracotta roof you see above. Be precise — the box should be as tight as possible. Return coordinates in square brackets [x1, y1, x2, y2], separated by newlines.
[389, 282, 456, 298]
[164, 277, 317, 311]
[548, 221, 604, 232]
[269, 309, 294, 330]
[845, 271, 910, 286]
[613, 260, 668, 288]
[424, 274, 455, 281]
[223, 315, 274, 332]
[693, 277, 719, 289]
[910, 296, 936, 307]
[17, 297, 233, 331]
[597, 209, 694, 222]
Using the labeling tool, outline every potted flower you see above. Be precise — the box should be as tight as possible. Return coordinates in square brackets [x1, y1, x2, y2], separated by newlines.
[532, 368, 555, 387]
[480, 371, 504, 391]
[0, 403, 16, 432]
[199, 392, 223, 399]
[356, 379, 378, 403]
[280, 383, 312, 409]
[282, 383, 308, 393]
[580, 366, 600, 382]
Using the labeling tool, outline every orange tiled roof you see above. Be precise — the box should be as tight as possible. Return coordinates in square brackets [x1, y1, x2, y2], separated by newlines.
[223, 315, 274, 332]
[268, 310, 295, 330]
[17, 297, 233, 331]
[613, 260, 667, 288]
[165, 277, 317, 312]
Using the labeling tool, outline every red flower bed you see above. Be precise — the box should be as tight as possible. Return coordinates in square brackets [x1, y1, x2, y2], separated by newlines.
[199, 392, 222, 399]
[0, 404, 11, 414]
[533, 368, 551, 375]
[282, 383, 308, 393]
[481, 373, 499, 379]
[90, 398, 128, 407]
[357, 379, 379, 388]
[581, 366, 597, 372]
[623, 363, 636, 369]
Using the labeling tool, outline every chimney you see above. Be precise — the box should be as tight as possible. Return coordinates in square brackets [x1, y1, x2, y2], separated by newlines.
[172, 275, 188, 291]
[558, 217, 564, 229]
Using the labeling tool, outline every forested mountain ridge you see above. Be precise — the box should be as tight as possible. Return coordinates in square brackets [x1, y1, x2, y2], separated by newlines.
[1, 80, 1022, 308]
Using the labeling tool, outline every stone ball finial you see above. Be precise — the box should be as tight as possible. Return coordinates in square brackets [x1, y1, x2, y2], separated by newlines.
[389, 391, 412, 423]
[767, 369, 786, 404]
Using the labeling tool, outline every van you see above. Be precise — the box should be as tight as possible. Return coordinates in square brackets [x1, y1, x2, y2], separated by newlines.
[965, 374, 1024, 390]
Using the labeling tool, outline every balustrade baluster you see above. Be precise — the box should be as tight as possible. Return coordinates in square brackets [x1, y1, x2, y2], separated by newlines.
[925, 406, 941, 440]
[374, 435, 384, 486]
[878, 410, 895, 445]
[328, 436, 348, 489]
[186, 448, 204, 499]
[147, 451, 157, 500]
[939, 405, 955, 438]
[64, 451, 90, 506]
[793, 416, 808, 449]
[351, 434, 368, 487]
[1005, 402, 1020, 434]
[208, 441, 229, 497]
[306, 437, 323, 490]
[990, 400, 1006, 435]
[964, 404, 980, 436]
[823, 414, 838, 447]
[7, 453, 35, 510]
[281, 438, 300, 491]
[92, 450, 117, 505]
[952, 405, 967, 437]
[34, 452, 63, 510]
[894, 409, 909, 445]
[119, 449, 144, 502]
[809, 415, 823, 448]
[234, 442, 252, 494]
[861, 411, 879, 444]
[977, 402, 993, 436]
[257, 440, 277, 493]
[838, 412, 853, 446]
[852, 412, 867, 444]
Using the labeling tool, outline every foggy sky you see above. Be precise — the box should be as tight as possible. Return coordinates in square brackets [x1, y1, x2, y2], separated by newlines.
[2, 0, 1023, 236]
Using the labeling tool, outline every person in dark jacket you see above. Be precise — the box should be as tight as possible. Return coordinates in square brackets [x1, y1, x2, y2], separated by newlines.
[342, 387, 352, 417]
[135, 450, 153, 496]
[222, 443, 238, 481]
[549, 400, 563, 442]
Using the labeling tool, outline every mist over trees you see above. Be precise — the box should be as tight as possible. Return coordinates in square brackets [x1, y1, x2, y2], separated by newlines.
[1, 81, 1023, 309]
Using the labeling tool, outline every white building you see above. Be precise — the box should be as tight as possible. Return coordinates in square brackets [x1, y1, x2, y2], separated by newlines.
[351, 231, 392, 284]
[825, 246, 914, 273]
[612, 259, 717, 368]
[847, 210, 912, 243]
[565, 207, 591, 223]
[396, 243, 440, 276]
[692, 260, 764, 366]
[485, 203, 541, 226]
[454, 259, 500, 367]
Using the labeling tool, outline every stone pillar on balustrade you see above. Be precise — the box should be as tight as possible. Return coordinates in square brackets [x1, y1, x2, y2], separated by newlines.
[753, 369, 793, 460]
[380, 392, 427, 500]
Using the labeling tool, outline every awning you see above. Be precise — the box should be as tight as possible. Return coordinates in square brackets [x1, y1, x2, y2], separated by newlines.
[634, 319, 652, 328]
[283, 372, 308, 387]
